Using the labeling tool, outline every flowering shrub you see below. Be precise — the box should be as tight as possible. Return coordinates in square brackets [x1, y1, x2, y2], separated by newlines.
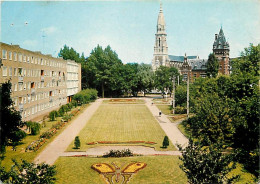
[103, 149, 133, 158]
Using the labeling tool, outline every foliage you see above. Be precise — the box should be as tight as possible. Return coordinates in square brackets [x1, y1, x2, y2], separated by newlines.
[72, 88, 98, 105]
[26, 121, 41, 135]
[175, 84, 187, 107]
[162, 136, 169, 148]
[154, 66, 179, 97]
[0, 159, 56, 184]
[178, 139, 239, 184]
[103, 149, 133, 158]
[206, 53, 219, 78]
[74, 136, 81, 149]
[58, 105, 69, 117]
[0, 81, 25, 159]
[49, 110, 58, 121]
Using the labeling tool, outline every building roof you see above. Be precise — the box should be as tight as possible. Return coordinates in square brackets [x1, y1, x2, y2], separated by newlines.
[213, 27, 230, 50]
[188, 59, 208, 70]
[169, 55, 198, 62]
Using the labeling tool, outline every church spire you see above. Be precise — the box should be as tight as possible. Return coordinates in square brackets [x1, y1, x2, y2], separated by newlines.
[157, 2, 166, 33]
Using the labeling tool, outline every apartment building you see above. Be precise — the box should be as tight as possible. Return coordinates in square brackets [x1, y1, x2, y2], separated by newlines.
[0, 42, 81, 121]
[66, 60, 81, 102]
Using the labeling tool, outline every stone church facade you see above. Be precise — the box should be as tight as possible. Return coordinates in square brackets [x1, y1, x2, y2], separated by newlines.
[152, 3, 230, 81]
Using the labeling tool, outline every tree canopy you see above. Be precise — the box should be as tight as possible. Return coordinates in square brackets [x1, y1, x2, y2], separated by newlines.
[206, 53, 219, 78]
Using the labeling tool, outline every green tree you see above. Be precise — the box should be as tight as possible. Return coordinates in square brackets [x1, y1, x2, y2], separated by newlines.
[74, 136, 81, 149]
[136, 63, 154, 96]
[1, 159, 56, 184]
[49, 110, 58, 121]
[0, 81, 26, 159]
[178, 140, 238, 184]
[206, 53, 219, 78]
[162, 136, 169, 148]
[155, 66, 179, 97]
[86, 45, 123, 97]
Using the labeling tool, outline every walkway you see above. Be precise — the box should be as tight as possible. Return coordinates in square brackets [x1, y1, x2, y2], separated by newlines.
[144, 98, 189, 148]
[34, 99, 103, 165]
[61, 146, 181, 157]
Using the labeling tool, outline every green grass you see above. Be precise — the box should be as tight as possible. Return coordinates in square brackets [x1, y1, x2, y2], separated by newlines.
[156, 105, 173, 115]
[177, 123, 190, 138]
[55, 156, 187, 184]
[67, 104, 176, 151]
[1, 105, 90, 170]
[152, 98, 172, 104]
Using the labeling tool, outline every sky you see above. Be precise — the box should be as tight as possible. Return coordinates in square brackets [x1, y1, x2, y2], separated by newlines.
[1, 0, 260, 64]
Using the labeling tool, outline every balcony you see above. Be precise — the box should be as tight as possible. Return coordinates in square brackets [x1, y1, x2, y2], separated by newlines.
[18, 76, 23, 83]
[31, 88, 36, 95]
[19, 103, 24, 112]
[41, 76, 44, 81]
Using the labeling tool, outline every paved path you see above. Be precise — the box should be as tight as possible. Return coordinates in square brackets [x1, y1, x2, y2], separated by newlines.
[34, 99, 103, 165]
[61, 146, 181, 157]
[144, 98, 189, 148]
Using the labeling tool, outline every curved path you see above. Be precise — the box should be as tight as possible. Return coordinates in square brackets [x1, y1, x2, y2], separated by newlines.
[34, 99, 103, 165]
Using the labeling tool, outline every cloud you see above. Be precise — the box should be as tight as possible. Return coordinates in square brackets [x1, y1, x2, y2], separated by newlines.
[41, 26, 57, 35]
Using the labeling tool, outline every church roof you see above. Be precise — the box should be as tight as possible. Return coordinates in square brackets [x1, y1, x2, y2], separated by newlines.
[188, 59, 208, 70]
[213, 27, 230, 49]
[169, 55, 197, 62]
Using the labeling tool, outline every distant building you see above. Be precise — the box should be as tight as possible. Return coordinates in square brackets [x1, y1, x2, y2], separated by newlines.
[152, 3, 230, 80]
[0, 42, 81, 121]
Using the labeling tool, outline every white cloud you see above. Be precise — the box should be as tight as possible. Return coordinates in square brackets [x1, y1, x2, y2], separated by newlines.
[41, 26, 57, 35]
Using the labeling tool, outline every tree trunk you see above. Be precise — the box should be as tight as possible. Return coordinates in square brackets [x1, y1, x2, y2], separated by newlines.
[102, 82, 104, 98]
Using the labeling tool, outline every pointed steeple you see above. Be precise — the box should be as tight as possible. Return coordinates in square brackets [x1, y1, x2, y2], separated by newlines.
[213, 26, 229, 50]
[157, 2, 166, 33]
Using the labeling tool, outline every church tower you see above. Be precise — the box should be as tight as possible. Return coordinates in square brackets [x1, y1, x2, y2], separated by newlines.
[152, 3, 169, 71]
[213, 27, 230, 75]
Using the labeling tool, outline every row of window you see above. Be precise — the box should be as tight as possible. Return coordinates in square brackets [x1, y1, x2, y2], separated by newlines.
[12, 82, 66, 93]
[2, 49, 66, 68]
[17, 98, 67, 119]
[2, 67, 66, 79]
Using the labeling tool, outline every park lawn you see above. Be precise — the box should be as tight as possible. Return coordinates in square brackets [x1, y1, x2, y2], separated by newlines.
[156, 105, 173, 115]
[1, 105, 89, 170]
[152, 98, 172, 104]
[55, 155, 187, 184]
[102, 99, 145, 104]
[67, 104, 176, 151]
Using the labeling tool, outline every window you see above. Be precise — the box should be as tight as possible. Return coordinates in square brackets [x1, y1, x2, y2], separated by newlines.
[18, 53, 22, 62]
[23, 55, 26, 62]
[9, 67, 12, 76]
[18, 68, 23, 76]
[14, 84, 17, 91]
[13, 98, 18, 106]
[201, 73, 206, 78]
[27, 69, 30, 77]
[2, 50, 7, 59]
[19, 83, 23, 91]
[2, 66, 7, 76]
[14, 68, 17, 76]
[31, 56, 34, 63]
[27, 82, 30, 90]
[14, 52, 17, 61]
[24, 83, 26, 90]
[193, 74, 197, 78]
[8, 51, 12, 60]
[23, 69, 26, 76]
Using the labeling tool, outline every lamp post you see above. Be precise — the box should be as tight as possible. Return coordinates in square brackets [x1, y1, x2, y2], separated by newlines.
[187, 73, 189, 118]
[172, 76, 175, 114]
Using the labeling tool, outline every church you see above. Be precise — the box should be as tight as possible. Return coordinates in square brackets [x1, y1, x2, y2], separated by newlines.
[151, 3, 230, 82]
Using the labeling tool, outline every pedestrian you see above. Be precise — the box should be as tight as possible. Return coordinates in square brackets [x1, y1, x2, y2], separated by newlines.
[159, 110, 162, 117]
[151, 102, 153, 106]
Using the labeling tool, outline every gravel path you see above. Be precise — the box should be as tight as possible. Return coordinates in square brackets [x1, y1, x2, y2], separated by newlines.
[144, 98, 189, 148]
[34, 99, 102, 165]
[61, 146, 181, 157]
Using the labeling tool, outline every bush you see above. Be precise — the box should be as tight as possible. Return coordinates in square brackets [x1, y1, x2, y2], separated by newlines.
[103, 149, 133, 158]
[162, 136, 169, 148]
[74, 136, 80, 149]
[31, 122, 41, 135]
[62, 114, 73, 122]
[49, 111, 58, 121]
[72, 89, 98, 105]
[58, 105, 68, 117]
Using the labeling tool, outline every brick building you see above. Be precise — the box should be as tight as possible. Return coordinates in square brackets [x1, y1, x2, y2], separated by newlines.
[0, 42, 81, 121]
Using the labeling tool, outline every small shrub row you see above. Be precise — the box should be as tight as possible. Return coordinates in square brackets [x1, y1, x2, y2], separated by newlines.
[103, 149, 133, 158]
[87, 141, 156, 145]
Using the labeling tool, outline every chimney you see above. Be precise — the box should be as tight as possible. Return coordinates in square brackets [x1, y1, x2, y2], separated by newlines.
[215, 34, 218, 40]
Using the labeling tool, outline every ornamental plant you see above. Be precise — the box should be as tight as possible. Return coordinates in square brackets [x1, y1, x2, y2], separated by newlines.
[74, 136, 81, 149]
[162, 136, 169, 148]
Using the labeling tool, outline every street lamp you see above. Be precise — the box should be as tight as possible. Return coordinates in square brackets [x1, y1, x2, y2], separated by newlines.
[172, 76, 175, 114]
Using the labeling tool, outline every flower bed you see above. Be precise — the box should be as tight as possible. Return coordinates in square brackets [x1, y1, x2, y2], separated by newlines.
[26, 121, 67, 152]
[87, 141, 156, 145]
